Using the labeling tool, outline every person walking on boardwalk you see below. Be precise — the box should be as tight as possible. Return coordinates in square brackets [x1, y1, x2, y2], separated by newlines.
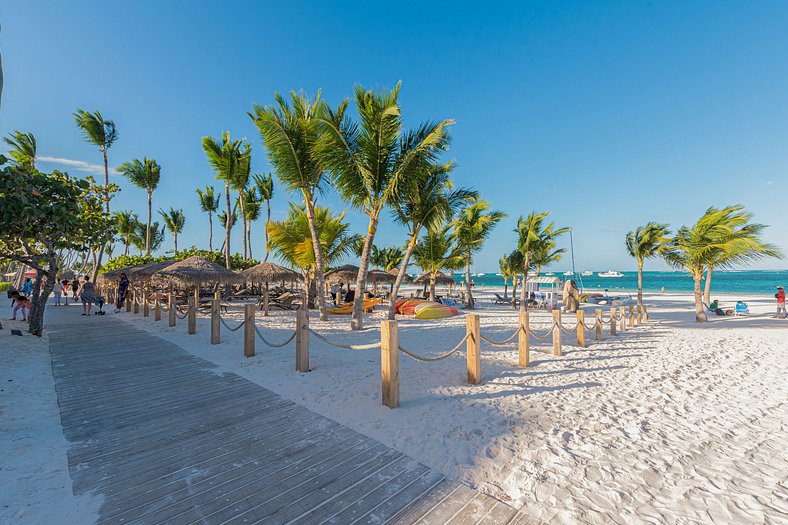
[115, 272, 130, 313]
[71, 278, 80, 302]
[78, 275, 96, 316]
[53, 280, 64, 306]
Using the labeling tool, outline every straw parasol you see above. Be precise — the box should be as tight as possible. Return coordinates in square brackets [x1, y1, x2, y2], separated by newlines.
[387, 267, 412, 283]
[367, 269, 396, 284]
[128, 260, 175, 284]
[154, 256, 241, 288]
[240, 262, 302, 315]
[414, 272, 456, 285]
[98, 265, 137, 284]
[325, 264, 360, 283]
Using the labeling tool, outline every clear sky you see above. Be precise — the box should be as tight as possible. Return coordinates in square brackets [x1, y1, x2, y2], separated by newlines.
[2, 1, 787, 271]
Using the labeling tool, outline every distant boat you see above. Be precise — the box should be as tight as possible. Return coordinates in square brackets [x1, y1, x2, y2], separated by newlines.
[581, 271, 593, 276]
[545, 271, 555, 276]
[495, 273, 503, 276]
[598, 270, 624, 278]
[563, 271, 575, 276]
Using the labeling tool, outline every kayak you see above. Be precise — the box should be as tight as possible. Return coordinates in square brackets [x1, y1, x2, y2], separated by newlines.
[414, 302, 459, 319]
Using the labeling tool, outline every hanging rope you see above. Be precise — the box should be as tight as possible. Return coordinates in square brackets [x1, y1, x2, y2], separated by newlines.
[398, 333, 470, 362]
[306, 328, 380, 351]
[254, 326, 297, 348]
[218, 313, 245, 332]
[479, 327, 520, 347]
[529, 323, 556, 340]
[175, 307, 189, 319]
[558, 321, 577, 334]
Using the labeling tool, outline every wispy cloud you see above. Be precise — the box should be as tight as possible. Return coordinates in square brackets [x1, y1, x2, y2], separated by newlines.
[37, 156, 118, 175]
[766, 180, 775, 185]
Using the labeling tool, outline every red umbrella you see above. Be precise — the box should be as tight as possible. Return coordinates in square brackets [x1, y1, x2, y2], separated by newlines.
[24, 269, 36, 277]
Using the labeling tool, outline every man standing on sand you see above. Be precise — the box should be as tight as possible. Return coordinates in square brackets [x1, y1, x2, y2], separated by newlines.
[775, 285, 786, 319]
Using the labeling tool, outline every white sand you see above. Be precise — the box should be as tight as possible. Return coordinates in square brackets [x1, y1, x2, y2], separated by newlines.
[0, 316, 102, 524]
[115, 290, 788, 524]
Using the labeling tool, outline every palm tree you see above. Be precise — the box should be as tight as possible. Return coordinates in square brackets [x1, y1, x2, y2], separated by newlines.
[514, 211, 569, 311]
[202, 132, 248, 269]
[241, 187, 261, 260]
[267, 204, 358, 305]
[115, 210, 138, 256]
[454, 199, 506, 309]
[499, 256, 511, 298]
[253, 173, 275, 261]
[3, 130, 36, 170]
[196, 185, 220, 251]
[316, 82, 453, 330]
[387, 162, 475, 319]
[250, 92, 331, 320]
[131, 221, 165, 255]
[372, 246, 404, 271]
[73, 109, 118, 214]
[159, 207, 185, 254]
[117, 157, 161, 255]
[531, 237, 566, 276]
[413, 226, 464, 301]
[625, 222, 671, 307]
[230, 144, 252, 260]
[506, 250, 525, 308]
[663, 205, 780, 322]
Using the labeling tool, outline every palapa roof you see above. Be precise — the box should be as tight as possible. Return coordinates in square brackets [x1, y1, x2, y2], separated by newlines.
[415, 272, 456, 285]
[386, 267, 412, 282]
[99, 265, 137, 283]
[154, 256, 240, 285]
[325, 264, 360, 282]
[367, 268, 396, 283]
[128, 260, 175, 281]
[239, 262, 301, 282]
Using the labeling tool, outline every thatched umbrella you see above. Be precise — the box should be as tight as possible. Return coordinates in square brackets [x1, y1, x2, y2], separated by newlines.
[368, 269, 396, 284]
[240, 262, 301, 316]
[415, 272, 456, 299]
[128, 260, 175, 284]
[154, 257, 241, 300]
[98, 265, 137, 284]
[325, 264, 360, 284]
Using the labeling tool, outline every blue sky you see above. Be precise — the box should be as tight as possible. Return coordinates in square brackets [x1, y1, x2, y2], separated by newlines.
[2, 1, 787, 271]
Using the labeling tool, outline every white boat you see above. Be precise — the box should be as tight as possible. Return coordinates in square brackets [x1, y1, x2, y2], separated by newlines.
[598, 270, 624, 278]
[581, 271, 593, 276]
[544, 272, 555, 276]
[563, 271, 574, 276]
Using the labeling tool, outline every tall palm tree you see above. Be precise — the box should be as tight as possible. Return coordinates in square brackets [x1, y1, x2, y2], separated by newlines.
[506, 250, 525, 309]
[73, 109, 117, 214]
[217, 208, 238, 254]
[117, 157, 161, 255]
[514, 211, 569, 311]
[202, 132, 248, 269]
[196, 185, 220, 251]
[531, 237, 566, 276]
[663, 205, 780, 322]
[3, 130, 36, 170]
[316, 82, 453, 329]
[250, 92, 331, 320]
[115, 210, 138, 256]
[413, 226, 464, 302]
[267, 204, 359, 305]
[625, 222, 671, 307]
[453, 199, 506, 309]
[230, 144, 252, 260]
[131, 221, 165, 255]
[387, 162, 475, 319]
[253, 173, 275, 261]
[159, 207, 186, 254]
[241, 187, 261, 260]
[372, 246, 404, 271]
[499, 256, 511, 298]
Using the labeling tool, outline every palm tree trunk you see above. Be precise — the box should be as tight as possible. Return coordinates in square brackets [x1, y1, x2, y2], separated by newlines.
[703, 266, 713, 305]
[519, 255, 530, 311]
[264, 202, 271, 262]
[387, 232, 419, 320]
[102, 147, 110, 214]
[694, 273, 707, 322]
[303, 196, 327, 321]
[637, 260, 644, 307]
[464, 255, 474, 309]
[145, 190, 152, 256]
[503, 276, 508, 298]
[174, 233, 178, 254]
[429, 277, 436, 302]
[351, 211, 380, 330]
[239, 192, 248, 260]
[124, 234, 130, 256]
[247, 223, 253, 260]
[208, 211, 213, 252]
[224, 180, 231, 269]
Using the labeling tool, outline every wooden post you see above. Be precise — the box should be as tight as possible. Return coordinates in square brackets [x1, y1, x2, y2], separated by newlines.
[610, 307, 617, 335]
[154, 296, 161, 321]
[552, 310, 562, 356]
[194, 287, 200, 310]
[466, 314, 481, 385]
[243, 304, 255, 358]
[214, 290, 221, 301]
[133, 289, 139, 314]
[637, 304, 643, 324]
[620, 306, 627, 332]
[126, 289, 132, 312]
[595, 309, 603, 341]
[211, 299, 220, 344]
[168, 292, 176, 327]
[143, 285, 149, 317]
[518, 311, 529, 367]
[187, 297, 196, 335]
[629, 305, 636, 327]
[643, 304, 649, 321]
[263, 281, 270, 317]
[576, 310, 586, 348]
[381, 320, 399, 408]
[295, 309, 309, 372]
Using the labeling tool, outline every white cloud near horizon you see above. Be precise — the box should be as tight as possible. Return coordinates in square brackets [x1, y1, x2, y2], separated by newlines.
[37, 155, 118, 175]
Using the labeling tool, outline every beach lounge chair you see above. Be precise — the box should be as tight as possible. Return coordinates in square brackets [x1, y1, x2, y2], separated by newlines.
[492, 293, 510, 305]
[267, 292, 301, 311]
[327, 297, 382, 315]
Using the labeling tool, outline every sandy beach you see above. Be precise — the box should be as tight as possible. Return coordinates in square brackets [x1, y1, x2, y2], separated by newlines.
[101, 290, 788, 524]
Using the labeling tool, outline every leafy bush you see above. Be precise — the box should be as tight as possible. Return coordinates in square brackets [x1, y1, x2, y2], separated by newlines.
[102, 248, 259, 272]
[0, 282, 10, 292]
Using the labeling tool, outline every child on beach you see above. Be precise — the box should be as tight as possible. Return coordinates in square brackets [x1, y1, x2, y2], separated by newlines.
[775, 286, 786, 319]
[10, 292, 30, 321]
[71, 278, 80, 302]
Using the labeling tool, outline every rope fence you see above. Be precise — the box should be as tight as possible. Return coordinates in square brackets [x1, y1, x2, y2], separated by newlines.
[123, 290, 650, 409]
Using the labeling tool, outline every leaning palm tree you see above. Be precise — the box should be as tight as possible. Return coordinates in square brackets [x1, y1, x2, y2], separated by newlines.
[196, 185, 221, 251]
[253, 173, 275, 261]
[413, 226, 464, 302]
[159, 207, 186, 254]
[114, 210, 138, 256]
[387, 162, 475, 319]
[117, 157, 161, 255]
[3, 130, 36, 170]
[202, 132, 248, 269]
[316, 82, 453, 329]
[250, 91, 331, 320]
[625, 222, 671, 307]
[73, 109, 118, 214]
[514, 211, 569, 311]
[267, 204, 358, 306]
[453, 199, 506, 309]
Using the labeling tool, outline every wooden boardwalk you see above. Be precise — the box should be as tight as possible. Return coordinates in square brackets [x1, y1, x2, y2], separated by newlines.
[47, 309, 533, 524]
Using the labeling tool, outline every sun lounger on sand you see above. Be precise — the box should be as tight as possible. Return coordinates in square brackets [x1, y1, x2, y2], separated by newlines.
[327, 297, 382, 315]
[264, 292, 302, 310]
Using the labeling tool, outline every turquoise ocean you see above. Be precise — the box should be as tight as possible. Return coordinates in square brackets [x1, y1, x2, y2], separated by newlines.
[450, 270, 788, 296]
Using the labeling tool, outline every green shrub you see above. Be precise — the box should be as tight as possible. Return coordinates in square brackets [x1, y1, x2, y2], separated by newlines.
[0, 282, 10, 292]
